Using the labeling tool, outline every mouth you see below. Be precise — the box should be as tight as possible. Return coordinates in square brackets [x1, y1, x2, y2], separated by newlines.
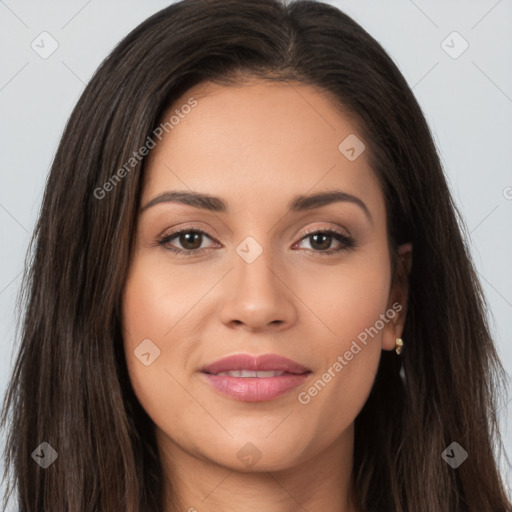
[200, 353, 312, 402]
[213, 370, 290, 377]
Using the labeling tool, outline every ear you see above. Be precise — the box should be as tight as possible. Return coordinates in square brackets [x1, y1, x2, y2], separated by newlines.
[382, 242, 412, 351]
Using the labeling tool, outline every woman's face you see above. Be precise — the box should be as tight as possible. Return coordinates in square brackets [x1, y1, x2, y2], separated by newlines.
[122, 79, 409, 473]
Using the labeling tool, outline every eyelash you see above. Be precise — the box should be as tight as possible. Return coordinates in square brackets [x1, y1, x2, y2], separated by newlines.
[156, 225, 356, 257]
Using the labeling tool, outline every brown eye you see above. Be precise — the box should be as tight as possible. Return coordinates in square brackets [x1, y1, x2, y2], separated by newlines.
[157, 229, 217, 255]
[176, 231, 203, 250]
[309, 232, 334, 251]
[294, 229, 355, 255]
[157, 227, 355, 257]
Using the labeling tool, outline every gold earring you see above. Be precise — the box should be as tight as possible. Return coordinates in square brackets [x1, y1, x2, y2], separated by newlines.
[395, 338, 404, 355]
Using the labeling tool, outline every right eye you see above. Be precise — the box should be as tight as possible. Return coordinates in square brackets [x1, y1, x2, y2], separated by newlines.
[157, 228, 219, 256]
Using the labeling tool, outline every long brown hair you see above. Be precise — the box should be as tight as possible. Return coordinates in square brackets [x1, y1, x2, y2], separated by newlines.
[2, 0, 511, 510]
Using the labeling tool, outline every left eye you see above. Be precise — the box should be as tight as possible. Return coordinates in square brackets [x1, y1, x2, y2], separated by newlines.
[294, 229, 354, 253]
[157, 228, 355, 256]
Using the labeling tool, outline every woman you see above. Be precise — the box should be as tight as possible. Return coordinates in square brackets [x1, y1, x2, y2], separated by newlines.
[1, 0, 511, 510]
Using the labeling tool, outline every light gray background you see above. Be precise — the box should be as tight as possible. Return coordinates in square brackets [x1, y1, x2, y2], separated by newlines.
[1, 0, 511, 506]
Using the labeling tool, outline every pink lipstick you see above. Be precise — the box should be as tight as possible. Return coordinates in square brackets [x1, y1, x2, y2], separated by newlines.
[200, 353, 312, 402]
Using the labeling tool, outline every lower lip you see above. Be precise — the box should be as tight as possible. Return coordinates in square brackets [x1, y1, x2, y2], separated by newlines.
[201, 372, 311, 402]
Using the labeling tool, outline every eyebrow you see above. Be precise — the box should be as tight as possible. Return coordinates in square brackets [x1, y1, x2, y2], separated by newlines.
[141, 189, 371, 221]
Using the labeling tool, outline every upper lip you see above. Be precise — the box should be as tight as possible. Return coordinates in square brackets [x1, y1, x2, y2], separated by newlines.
[201, 353, 311, 375]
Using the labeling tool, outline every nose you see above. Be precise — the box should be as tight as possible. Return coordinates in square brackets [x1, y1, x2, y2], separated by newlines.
[218, 246, 298, 333]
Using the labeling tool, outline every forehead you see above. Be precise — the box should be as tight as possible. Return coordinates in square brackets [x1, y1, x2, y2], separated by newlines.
[142, 80, 385, 223]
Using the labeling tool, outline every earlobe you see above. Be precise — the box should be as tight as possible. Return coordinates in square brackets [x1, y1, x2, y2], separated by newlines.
[382, 242, 413, 351]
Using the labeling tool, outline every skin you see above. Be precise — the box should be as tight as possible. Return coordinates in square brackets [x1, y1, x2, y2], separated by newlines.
[122, 78, 412, 512]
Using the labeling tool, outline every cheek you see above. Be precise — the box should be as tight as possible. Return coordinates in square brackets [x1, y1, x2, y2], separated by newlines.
[293, 251, 391, 347]
[121, 257, 189, 422]
[121, 251, 230, 431]
[122, 250, 215, 350]
[292, 255, 391, 425]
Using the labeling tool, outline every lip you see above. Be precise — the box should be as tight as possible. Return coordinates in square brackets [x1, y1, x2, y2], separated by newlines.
[200, 353, 312, 402]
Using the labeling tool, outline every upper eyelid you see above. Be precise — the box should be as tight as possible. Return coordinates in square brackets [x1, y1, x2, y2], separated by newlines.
[160, 226, 217, 243]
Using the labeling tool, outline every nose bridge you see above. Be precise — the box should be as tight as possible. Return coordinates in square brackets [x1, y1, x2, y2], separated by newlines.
[233, 233, 282, 302]
[218, 233, 296, 330]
